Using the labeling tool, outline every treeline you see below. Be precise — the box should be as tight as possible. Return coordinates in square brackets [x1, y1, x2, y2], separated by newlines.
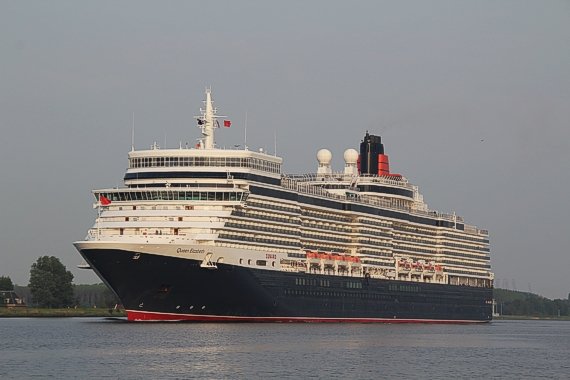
[14, 284, 119, 308]
[494, 288, 570, 317]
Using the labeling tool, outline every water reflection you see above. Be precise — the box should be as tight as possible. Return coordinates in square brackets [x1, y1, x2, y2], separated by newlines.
[0, 319, 568, 379]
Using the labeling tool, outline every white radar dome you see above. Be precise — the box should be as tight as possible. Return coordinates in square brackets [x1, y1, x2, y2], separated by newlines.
[344, 149, 359, 164]
[317, 149, 332, 165]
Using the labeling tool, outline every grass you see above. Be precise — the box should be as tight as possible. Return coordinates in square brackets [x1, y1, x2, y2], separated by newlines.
[494, 315, 570, 321]
[0, 307, 126, 318]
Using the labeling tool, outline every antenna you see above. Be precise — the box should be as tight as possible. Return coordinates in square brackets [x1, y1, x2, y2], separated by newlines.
[131, 112, 135, 152]
[244, 111, 248, 150]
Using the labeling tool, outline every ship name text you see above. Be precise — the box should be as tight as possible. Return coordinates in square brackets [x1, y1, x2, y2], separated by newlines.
[177, 248, 206, 254]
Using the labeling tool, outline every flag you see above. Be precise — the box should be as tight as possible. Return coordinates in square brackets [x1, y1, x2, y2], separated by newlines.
[100, 195, 112, 206]
[224, 120, 231, 128]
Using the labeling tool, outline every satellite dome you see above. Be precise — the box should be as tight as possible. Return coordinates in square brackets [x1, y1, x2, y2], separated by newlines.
[343, 149, 359, 164]
[317, 149, 332, 165]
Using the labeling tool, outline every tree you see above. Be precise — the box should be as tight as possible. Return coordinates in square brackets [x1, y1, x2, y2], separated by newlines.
[0, 276, 14, 291]
[29, 256, 74, 308]
[74, 283, 120, 308]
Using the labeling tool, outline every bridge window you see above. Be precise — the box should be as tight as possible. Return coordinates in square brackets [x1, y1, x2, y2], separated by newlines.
[129, 156, 281, 173]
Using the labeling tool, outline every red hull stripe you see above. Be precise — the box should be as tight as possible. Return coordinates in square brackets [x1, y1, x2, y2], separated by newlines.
[126, 310, 489, 324]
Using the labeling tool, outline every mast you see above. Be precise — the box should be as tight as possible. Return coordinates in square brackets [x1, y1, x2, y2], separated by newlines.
[197, 88, 226, 149]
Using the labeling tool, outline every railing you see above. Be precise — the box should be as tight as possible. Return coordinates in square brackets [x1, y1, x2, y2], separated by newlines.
[281, 177, 470, 227]
[285, 172, 415, 189]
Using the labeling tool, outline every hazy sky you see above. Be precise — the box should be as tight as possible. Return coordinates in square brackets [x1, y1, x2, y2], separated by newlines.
[1, 1, 569, 299]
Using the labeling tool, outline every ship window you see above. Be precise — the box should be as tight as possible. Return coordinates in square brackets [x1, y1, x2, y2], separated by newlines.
[239, 259, 243, 264]
[210, 157, 223, 166]
[248, 259, 252, 265]
[256, 260, 267, 266]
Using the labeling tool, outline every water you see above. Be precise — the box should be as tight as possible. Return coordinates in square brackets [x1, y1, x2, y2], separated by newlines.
[0, 318, 568, 379]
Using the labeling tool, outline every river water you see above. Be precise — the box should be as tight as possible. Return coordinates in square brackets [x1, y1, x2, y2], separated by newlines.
[0, 318, 568, 379]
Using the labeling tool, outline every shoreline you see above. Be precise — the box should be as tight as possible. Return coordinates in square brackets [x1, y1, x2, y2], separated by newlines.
[0, 307, 126, 318]
[1, 308, 569, 321]
[493, 315, 570, 321]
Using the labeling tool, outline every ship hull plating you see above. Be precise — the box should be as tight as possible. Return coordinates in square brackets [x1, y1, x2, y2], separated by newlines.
[80, 248, 492, 323]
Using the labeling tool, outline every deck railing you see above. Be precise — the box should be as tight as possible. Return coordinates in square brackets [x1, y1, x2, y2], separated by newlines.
[281, 176, 471, 227]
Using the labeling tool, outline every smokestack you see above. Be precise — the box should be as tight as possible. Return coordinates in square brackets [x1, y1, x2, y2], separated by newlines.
[359, 132, 385, 175]
[378, 154, 390, 175]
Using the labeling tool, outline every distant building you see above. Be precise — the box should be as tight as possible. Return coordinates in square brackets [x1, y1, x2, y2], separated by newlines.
[0, 291, 26, 307]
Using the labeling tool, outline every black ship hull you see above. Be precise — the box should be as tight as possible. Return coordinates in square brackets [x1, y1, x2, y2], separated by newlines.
[80, 248, 493, 323]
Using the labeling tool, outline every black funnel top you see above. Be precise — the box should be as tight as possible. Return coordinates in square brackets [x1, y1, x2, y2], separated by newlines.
[360, 132, 384, 175]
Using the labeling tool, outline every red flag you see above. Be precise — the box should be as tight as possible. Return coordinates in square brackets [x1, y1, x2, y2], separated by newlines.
[100, 195, 112, 206]
[223, 120, 231, 128]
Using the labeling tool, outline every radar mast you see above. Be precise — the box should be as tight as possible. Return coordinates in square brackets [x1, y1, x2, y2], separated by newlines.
[196, 88, 226, 149]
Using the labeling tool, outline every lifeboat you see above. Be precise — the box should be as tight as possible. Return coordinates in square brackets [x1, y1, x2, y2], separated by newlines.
[411, 262, 423, 274]
[306, 251, 320, 261]
[399, 262, 411, 272]
[349, 256, 361, 265]
[336, 255, 349, 268]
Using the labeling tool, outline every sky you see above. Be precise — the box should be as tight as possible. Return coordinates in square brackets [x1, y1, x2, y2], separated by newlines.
[0, 0, 569, 299]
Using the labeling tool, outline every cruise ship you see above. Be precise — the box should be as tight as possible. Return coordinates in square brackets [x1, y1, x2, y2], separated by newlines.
[74, 89, 494, 323]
